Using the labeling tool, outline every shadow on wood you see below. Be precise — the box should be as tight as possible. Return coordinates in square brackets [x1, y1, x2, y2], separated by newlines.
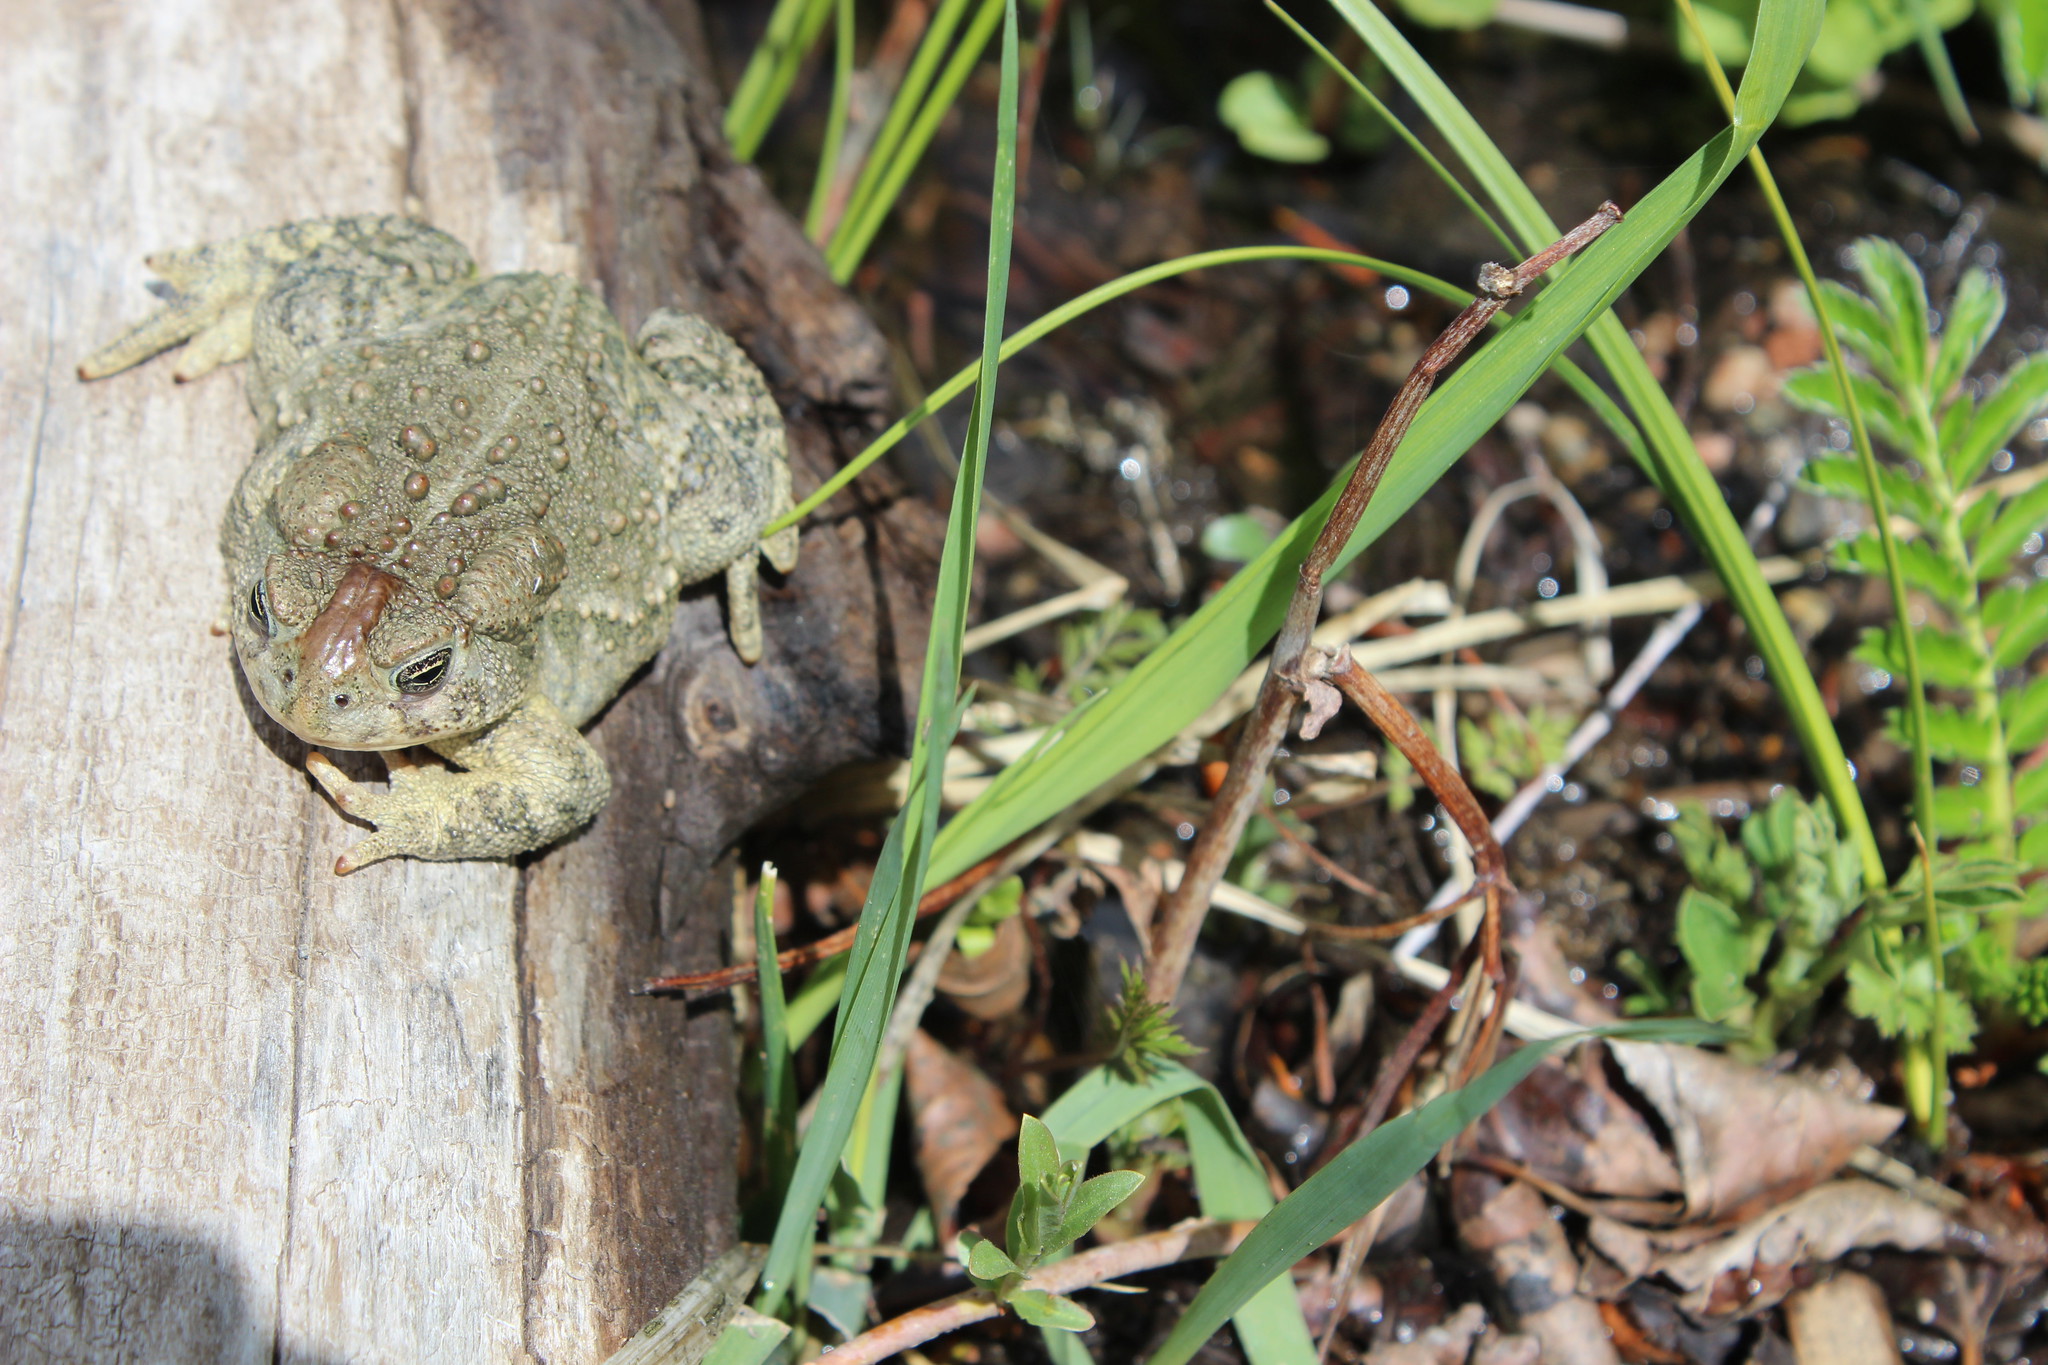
[0, 0, 939, 1358]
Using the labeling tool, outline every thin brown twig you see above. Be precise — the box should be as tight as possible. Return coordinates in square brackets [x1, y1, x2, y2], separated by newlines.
[820, 1219, 1258, 1365]
[1322, 652, 1508, 981]
[637, 850, 1011, 994]
[1143, 203, 1622, 1005]
[1261, 809, 1390, 900]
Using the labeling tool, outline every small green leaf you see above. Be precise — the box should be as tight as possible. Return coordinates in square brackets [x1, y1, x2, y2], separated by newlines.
[1931, 782, 1993, 840]
[1850, 237, 1932, 389]
[1846, 957, 1911, 1036]
[1218, 72, 1329, 163]
[1017, 1115, 1060, 1190]
[1051, 1170, 1147, 1253]
[1011, 1289, 1096, 1331]
[1853, 624, 1980, 691]
[1985, 578, 2048, 633]
[1992, 584, 2048, 668]
[1799, 453, 1936, 530]
[2022, 819, 2048, 869]
[1884, 700, 1994, 764]
[1834, 533, 1973, 610]
[2002, 673, 2048, 750]
[1784, 366, 1912, 452]
[1954, 352, 2048, 486]
[1200, 512, 1279, 564]
[1932, 268, 2007, 403]
[2015, 762, 2048, 817]
[1818, 279, 1908, 389]
[964, 1231, 1021, 1282]
[1677, 888, 1761, 1023]
[1976, 477, 2048, 574]
[1670, 805, 1755, 906]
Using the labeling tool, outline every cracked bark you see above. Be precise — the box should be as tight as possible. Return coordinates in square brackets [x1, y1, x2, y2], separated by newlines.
[0, 1, 937, 1360]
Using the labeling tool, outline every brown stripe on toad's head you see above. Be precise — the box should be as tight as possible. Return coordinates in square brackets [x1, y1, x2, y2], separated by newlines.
[299, 560, 405, 682]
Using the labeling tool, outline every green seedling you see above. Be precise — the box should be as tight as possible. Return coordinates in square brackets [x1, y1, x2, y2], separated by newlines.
[1102, 962, 1201, 1082]
[960, 1116, 1146, 1333]
[1457, 704, 1574, 800]
[1661, 793, 1863, 1057]
[1784, 237, 2048, 880]
[1011, 604, 1169, 705]
[1655, 791, 2034, 1134]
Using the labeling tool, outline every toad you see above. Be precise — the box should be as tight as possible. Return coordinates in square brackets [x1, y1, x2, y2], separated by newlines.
[81, 216, 798, 871]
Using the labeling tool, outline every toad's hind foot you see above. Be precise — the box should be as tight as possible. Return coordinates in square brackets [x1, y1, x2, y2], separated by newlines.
[307, 693, 610, 872]
[79, 221, 349, 381]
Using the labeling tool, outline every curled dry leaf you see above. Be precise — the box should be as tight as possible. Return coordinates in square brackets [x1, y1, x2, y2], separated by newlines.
[1452, 1170, 1623, 1365]
[936, 912, 1031, 1021]
[1609, 1042, 1903, 1221]
[1583, 1182, 1952, 1317]
[903, 1028, 1017, 1242]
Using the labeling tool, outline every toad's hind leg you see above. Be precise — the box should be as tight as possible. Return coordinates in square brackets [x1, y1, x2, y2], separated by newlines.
[636, 308, 799, 663]
[79, 216, 475, 388]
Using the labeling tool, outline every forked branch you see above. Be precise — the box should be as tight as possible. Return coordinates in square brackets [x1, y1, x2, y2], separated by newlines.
[1145, 202, 1623, 1005]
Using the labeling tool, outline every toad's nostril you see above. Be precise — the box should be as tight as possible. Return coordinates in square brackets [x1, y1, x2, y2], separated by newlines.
[282, 669, 296, 684]
[333, 694, 351, 709]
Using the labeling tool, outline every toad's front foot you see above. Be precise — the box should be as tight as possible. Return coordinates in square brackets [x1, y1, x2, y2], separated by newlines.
[306, 693, 610, 872]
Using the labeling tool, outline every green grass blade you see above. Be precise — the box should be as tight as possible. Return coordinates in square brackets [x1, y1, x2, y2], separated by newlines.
[834, 0, 979, 257]
[827, 0, 1004, 281]
[766, 246, 1639, 534]
[755, 865, 798, 1211]
[1042, 1065, 1316, 1364]
[1143, 1023, 1719, 1365]
[803, 0, 858, 241]
[756, 0, 1022, 1315]
[725, 0, 836, 163]
[1326, 0, 1882, 886]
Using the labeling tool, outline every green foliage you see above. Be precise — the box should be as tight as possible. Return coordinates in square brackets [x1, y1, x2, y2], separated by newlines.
[1658, 794, 1863, 1052]
[1678, 0, 2013, 129]
[1201, 511, 1279, 563]
[1012, 605, 1169, 704]
[1456, 705, 1574, 800]
[2012, 956, 2048, 1027]
[961, 1116, 1146, 1333]
[1857, 852, 2033, 1044]
[955, 875, 1024, 959]
[1656, 794, 2040, 1130]
[1103, 962, 1201, 1081]
[1786, 238, 2048, 874]
[1218, 72, 1330, 162]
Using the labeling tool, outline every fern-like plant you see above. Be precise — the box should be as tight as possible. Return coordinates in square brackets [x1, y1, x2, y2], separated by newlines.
[1786, 237, 2048, 878]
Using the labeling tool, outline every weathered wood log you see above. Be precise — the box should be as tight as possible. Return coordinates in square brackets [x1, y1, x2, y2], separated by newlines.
[0, 1, 936, 1359]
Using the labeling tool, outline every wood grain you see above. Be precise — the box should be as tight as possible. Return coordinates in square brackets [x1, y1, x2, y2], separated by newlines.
[0, 1, 935, 1359]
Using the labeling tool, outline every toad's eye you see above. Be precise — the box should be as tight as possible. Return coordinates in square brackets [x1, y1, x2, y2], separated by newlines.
[248, 580, 271, 631]
[393, 647, 453, 695]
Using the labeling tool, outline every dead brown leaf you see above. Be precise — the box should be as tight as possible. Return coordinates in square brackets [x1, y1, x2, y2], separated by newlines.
[1609, 1042, 1903, 1221]
[1584, 1182, 1951, 1317]
[903, 1028, 1016, 1242]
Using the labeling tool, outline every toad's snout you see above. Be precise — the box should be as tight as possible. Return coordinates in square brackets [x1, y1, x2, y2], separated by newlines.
[269, 561, 407, 744]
